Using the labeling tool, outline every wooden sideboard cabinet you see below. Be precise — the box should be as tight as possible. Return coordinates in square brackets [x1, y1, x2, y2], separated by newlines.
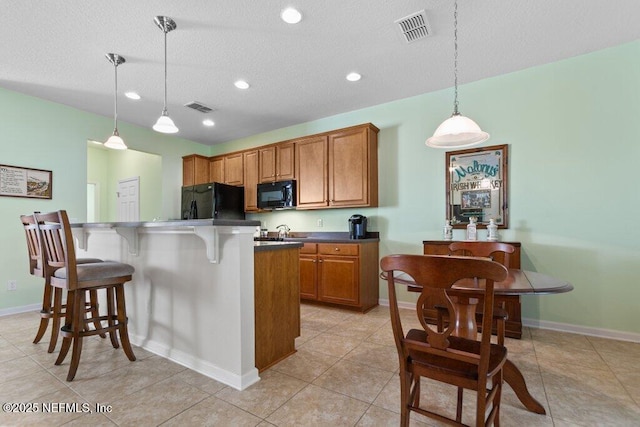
[422, 240, 523, 339]
[299, 241, 379, 312]
[182, 154, 210, 186]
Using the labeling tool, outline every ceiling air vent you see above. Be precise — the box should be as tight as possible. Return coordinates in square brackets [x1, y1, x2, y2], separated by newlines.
[395, 10, 431, 43]
[184, 101, 215, 113]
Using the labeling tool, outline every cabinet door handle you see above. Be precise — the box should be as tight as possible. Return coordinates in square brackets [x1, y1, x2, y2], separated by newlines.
[334, 247, 340, 251]
[318, 259, 323, 263]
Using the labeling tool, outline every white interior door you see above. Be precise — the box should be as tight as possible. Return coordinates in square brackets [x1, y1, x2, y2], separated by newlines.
[87, 182, 100, 222]
[117, 177, 140, 222]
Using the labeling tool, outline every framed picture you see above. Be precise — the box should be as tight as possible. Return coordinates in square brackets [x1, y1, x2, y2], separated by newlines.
[0, 164, 52, 199]
[445, 144, 508, 228]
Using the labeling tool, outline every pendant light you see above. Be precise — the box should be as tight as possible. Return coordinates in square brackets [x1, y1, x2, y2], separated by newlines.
[104, 53, 127, 150]
[426, 0, 489, 148]
[153, 16, 179, 134]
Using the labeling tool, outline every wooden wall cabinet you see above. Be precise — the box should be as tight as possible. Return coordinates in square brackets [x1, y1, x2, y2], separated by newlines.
[243, 150, 259, 212]
[295, 136, 329, 209]
[299, 241, 379, 312]
[328, 124, 378, 207]
[182, 154, 210, 186]
[209, 156, 224, 184]
[259, 142, 295, 183]
[422, 240, 523, 339]
[224, 153, 244, 186]
[295, 123, 378, 210]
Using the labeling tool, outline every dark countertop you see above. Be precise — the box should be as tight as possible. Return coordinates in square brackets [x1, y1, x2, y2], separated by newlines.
[71, 219, 262, 228]
[256, 231, 380, 244]
[254, 241, 304, 252]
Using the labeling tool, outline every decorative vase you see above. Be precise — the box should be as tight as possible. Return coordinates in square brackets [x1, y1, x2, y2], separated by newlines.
[487, 218, 499, 241]
[443, 220, 453, 240]
[466, 217, 478, 241]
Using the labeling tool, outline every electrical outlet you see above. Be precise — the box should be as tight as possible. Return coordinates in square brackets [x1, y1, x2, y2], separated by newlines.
[7, 280, 17, 291]
[317, 219, 323, 228]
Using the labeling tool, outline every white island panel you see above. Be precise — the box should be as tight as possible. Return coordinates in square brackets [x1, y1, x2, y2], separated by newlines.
[74, 221, 260, 390]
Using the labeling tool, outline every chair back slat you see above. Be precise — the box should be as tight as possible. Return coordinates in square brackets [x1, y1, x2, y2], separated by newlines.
[380, 254, 507, 370]
[35, 210, 78, 288]
[448, 241, 515, 268]
[20, 215, 41, 276]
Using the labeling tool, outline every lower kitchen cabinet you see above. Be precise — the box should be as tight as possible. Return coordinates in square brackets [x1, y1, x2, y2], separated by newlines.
[299, 241, 379, 312]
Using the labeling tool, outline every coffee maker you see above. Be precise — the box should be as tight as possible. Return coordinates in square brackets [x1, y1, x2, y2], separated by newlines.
[349, 214, 367, 239]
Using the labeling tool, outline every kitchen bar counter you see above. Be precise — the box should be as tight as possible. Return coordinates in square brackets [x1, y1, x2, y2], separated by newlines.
[71, 219, 290, 391]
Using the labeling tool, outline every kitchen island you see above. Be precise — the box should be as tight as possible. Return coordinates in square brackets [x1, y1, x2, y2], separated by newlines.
[71, 219, 301, 390]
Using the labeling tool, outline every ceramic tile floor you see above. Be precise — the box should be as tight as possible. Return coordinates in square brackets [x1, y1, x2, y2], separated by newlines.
[1, 303, 639, 426]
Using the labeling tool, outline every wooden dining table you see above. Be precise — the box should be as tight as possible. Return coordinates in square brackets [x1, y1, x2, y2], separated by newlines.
[383, 267, 574, 415]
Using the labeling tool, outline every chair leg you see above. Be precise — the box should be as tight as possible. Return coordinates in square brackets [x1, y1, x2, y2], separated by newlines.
[88, 289, 106, 338]
[105, 287, 120, 349]
[33, 283, 53, 344]
[47, 288, 63, 353]
[399, 371, 411, 427]
[55, 289, 76, 366]
[456, 386, 464, 423]
[66, 290, 86, 381]
[115, 284, 136, 361]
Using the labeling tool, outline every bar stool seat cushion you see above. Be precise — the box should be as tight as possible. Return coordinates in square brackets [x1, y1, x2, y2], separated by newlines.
[53, 262, 134, 282]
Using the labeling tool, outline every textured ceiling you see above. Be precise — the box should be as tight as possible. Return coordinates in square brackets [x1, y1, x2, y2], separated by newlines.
[2, 1, 639, 145]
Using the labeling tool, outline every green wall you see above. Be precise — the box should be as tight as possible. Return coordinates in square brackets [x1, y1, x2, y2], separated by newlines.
[217, 41, 640, 335]
[87, 145, 162, 222]
[1, 41, 638, 337]
[0, 88, 208, 311]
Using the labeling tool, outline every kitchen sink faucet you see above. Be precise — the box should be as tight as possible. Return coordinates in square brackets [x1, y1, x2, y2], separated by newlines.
[276, 224, 290, 239]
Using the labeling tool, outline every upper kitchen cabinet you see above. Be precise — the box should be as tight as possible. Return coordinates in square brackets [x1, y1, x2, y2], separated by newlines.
[209, 156, 224, 184]
[183, 154, 210, 186]
[328, 124, 378, 208]
[210, 153, 243, 186]
[259, 142, 295, 183]
[295, 123, 379, 210]
[224, 153, 244, 186]
[243, 150, 259, 212]
[295, 135, 329, 209]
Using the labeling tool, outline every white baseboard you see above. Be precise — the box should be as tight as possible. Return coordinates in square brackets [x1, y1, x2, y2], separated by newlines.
[522, 318, 640, 343]
[0, 303, 41, 317]
[378, 299, 640, 343]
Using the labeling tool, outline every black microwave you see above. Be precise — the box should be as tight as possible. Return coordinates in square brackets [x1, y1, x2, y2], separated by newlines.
[257, 180, 296, 210]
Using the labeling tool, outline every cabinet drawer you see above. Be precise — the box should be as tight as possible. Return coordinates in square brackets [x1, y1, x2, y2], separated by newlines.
[300, 243, 318, 254]
[318, 243, 358, 256]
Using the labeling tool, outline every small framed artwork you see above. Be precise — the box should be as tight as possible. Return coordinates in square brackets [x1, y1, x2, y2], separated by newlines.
[0, 164, 52, 199]
[445, 145, 508, 228]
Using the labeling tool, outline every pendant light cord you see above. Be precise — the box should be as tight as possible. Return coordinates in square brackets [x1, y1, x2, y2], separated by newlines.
[113, 61, 119, 132]
[163, 29, 168, 113]
[453, 0, 459, 116]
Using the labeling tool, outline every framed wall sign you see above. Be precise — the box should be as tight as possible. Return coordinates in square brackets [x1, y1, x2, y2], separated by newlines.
[445, 144, 508, 228]
[0, 164, 52, 199]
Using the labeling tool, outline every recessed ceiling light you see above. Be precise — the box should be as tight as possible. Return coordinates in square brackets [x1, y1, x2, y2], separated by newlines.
[346, 72, 362, 82]
[203, 119, 215, 127]
[234, 80, 250, 90]
[281, 7, 302, 24]
[125, 91, 141, 100]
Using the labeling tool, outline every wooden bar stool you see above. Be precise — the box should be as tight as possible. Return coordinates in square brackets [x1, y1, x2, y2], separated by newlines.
[35, 210, 137, 381]
[20, 214, 103, 353]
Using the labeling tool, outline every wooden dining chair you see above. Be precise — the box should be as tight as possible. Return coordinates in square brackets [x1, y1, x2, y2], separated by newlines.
[34, 210, 137, 381]
[381, 254, 509, 427]
[20, 214, 103, 353]
[441, 242, 516, 345]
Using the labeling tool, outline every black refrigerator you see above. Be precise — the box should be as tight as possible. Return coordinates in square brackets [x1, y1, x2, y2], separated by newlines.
[181, 182, 245, 220]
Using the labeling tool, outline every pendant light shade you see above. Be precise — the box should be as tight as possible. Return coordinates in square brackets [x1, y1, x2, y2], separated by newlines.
[426, 0, 489, 149]
[426, 113, 489, 148]
[104, 53, 128, 150]
[153, 16, 179, 134]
